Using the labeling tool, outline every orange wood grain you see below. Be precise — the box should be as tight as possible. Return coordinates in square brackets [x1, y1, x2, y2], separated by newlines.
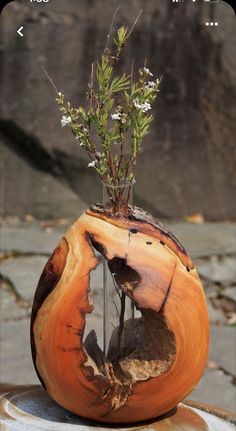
[31, 207, 209, 423]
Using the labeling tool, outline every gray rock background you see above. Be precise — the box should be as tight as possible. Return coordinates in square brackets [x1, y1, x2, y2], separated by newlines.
[0, 0, 236, 220]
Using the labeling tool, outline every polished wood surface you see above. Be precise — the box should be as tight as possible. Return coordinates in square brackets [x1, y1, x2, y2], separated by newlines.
[31, 207, 209, 423]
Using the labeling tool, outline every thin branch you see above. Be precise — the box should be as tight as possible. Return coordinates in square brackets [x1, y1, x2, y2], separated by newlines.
[42, 66, 58, 94]
[112, 273, 121, 299]
[127, 10, 142, 40]
[105, 6, 122, 50]
[116, 59, 134, 183]
[130, 59, 135, 87]
[113, 299, 120, 319]
[89, 62, 94, 110]
[117, 291, 126, 361]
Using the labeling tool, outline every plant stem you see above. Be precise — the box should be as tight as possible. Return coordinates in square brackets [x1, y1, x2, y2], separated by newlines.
[105, 6, 121, 51]
[116, 291, 126, 362]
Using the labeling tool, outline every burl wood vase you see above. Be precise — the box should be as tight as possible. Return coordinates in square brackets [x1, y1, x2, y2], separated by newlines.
[31, 205, 209, 424]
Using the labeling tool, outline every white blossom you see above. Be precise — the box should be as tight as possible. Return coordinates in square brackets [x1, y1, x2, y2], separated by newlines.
[133, 99, 142, 109]
[133, 99, 151, 113]
[142, 101, 151, 112]
[88, 160, 96, 168]
[58, 92, 62, 97]
[83, 127, 88, 133]
[146, 81, 156, 88]
[75, 136, 85, 147]
[61, 115, 72, 127]
[111, 112, 122, 120]
[144, 67, 153, 77]
[96, 151, 103, 158]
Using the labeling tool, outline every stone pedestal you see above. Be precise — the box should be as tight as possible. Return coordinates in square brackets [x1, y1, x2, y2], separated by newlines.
[0, 385, 235, 430]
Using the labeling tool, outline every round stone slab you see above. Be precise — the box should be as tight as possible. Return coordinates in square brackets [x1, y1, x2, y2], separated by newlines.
[0, 385, 235, 431]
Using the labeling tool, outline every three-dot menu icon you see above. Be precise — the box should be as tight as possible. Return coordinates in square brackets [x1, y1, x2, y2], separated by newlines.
[205, 22, 219, 26]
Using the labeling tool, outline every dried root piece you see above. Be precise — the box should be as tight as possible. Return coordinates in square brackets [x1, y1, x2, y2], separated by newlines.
[31, 206, 209, 423]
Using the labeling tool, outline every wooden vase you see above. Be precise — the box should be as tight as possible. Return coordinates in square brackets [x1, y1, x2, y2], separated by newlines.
[30, 204, 209, 424]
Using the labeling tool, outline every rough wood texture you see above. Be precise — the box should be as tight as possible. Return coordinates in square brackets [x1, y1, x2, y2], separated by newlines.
[31, 207, 209, 423]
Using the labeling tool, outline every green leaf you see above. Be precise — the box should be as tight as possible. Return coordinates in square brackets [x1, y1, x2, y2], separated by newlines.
[110, 74, 130, 93]
[114, 26, 128, 49]
[78, 107, 87, 122]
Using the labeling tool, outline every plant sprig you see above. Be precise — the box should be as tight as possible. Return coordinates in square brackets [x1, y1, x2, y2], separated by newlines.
[53, 12, 161, 213]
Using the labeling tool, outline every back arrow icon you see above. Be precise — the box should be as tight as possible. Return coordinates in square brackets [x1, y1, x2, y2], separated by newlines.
[17, 26, 24, 37]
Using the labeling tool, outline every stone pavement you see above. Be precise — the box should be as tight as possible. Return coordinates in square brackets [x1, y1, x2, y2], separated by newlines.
[0, 217, 235, 413]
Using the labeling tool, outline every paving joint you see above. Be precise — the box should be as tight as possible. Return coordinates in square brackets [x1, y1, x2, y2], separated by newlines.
[0, 251, 50, 261]
[1, 313, 31, 322]
[193, 252, 236, 260]
[218, 366, 236, 386]
[0, 273, 31, 310]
